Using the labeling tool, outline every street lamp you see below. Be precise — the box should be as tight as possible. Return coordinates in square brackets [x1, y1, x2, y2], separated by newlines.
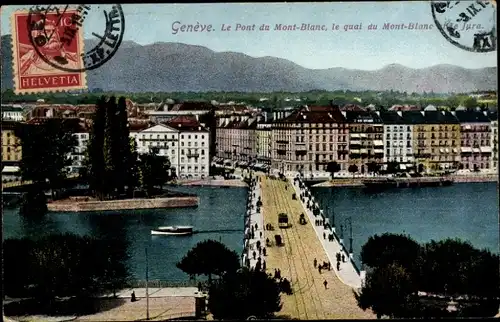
[345, 217, 353, 255]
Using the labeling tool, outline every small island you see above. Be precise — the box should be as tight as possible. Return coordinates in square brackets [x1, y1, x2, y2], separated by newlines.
[15, 96, 198, 216]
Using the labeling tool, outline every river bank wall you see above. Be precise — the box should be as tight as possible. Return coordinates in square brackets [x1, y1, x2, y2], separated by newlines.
[47, 196, 199, 212]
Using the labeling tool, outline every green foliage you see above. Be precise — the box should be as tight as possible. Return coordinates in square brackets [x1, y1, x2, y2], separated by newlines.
[386, 161, 400, 174]
[460, 97, 478, 109]
[208, 268, 282, 319]
[3, 233, 130, 301]
[366, 161, 381, 174]
[14, 119, 77, 197]
[360, 233, 422, 278]
[85, 96, 138, 200]
[19, 187, 48, 217]
[176, 239, 240, 282]
[326, 161, 341, 178]
[348, 164, 358, 175]
[138, 147, 171, 196]
[358, 234, 500, 318]
[357, 263, 420, 318]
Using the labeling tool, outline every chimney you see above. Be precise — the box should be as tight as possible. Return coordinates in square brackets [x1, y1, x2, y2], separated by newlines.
[397, 111, 402, 117]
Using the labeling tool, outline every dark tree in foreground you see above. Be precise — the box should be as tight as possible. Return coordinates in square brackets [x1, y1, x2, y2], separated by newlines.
[386, 161, 399, 174]
[357, 263, 420, 319]
[3, 233, 130, 304]
[176, 239, 240, 283]
[19, 187, 48, 217]
[14, 118, 77, 199]
[208, 268, 282, 319]
[366, 161, 380, 174]
[326, 161, 341, 179]
[360, 233, 422, 279]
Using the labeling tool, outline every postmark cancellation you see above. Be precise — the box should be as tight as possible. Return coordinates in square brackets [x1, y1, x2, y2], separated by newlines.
[10, 8, 87, 94]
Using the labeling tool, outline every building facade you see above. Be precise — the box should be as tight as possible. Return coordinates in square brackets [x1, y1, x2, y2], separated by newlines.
[1, 105, 24, 121]
[343, 111, 383, 173]
[130, 116, 210, 179]
[453, 110, 492, 171]
[1, 121, 22, 164]
[69, 125, 90, 173]
[256, 122, 272, 166]
[379, 111, 414, 170]
[271, 106, 349, 174]
[488, 111, 498, 172]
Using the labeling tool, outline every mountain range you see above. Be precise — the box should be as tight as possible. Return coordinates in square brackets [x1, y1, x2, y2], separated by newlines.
[1, 35, 497, 93]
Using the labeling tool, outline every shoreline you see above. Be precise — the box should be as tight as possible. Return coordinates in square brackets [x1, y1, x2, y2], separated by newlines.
[47, 196, 199, 212]
[312, 174, 498, 188]
[178, 179, 248, 187]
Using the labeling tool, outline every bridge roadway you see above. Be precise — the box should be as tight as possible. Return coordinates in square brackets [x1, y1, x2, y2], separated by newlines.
[260, 175, 375, 319]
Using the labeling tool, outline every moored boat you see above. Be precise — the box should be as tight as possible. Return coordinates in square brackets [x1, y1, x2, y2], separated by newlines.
[151, 226, 194, 236]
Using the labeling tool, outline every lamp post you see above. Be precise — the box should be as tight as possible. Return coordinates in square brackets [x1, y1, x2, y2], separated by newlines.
[345, 217, 353, 255]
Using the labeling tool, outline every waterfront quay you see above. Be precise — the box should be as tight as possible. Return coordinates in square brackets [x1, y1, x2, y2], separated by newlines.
[259, 175, 375, 319]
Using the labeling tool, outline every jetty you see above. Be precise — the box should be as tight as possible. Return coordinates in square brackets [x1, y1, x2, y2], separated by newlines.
[362, 176, 454, 188]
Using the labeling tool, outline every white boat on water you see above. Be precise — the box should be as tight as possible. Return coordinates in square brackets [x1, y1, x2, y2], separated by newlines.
[151, 226, 194, 236]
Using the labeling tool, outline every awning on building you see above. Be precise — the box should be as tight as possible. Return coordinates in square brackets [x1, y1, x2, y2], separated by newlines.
[445, 148, 450, 153]
[373, 140, 384, 146]
[461, 147, 472, 153]
[374, 149, 384, 153]
[2, 166, 20, 173]
[399, 164, 407, 170]
[480, 146, 492, 153]
[453, 148, 458, 153]
[439, 148, 444, 153]
[350, 149, 360, 153]
[360, 134, 368, 138]
[473, 148, 480, 153]
[350, 140, 361, 145]
[360, 149, 368, 154]
[464, 125, 471, 130]
[350, 133, 360, 138]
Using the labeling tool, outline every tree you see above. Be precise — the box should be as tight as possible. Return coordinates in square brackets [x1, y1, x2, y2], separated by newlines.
[85, 96, 108, 200]
[15, 118, 77, 200]
[3, 233, 130, 308]
[360, 233, 423, 280]
[208, 268, 282, 319]
[348, 164, 358, 177]
[19, 187, 48, 217]
[417, 163, 425, 173]
[357, 263, 420, 318]
[366, 161, 380, 174]
[103, 96, 119, 197]
[326, 161, 341, 179]
[176, 239, 240, 283]
[386, 161, 399, 174]
[461, 97, 478, 109]
[138, 147, 171, 196]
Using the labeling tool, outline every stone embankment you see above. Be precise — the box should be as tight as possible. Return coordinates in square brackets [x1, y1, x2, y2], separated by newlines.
[180, 179, 248, 187]
[47, 196, 199, 212]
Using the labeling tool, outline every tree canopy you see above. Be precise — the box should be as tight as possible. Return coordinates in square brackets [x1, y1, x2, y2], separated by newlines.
[326, 161, 341, 179]
[176, 239, 240, 282]
[208, 268, 282, 320]
[358, 233, 500, 318]
[138, 147, 172, 196]
[3, 233, 130, 302]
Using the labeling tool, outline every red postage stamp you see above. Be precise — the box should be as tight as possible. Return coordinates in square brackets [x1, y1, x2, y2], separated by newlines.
[10, 9, 87, 94]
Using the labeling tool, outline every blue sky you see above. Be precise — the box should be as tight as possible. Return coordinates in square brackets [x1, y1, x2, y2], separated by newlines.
[1, 2, 496, 70]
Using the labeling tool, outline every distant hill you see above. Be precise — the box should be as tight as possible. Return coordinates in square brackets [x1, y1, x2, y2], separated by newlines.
[1, 35, 496, 93]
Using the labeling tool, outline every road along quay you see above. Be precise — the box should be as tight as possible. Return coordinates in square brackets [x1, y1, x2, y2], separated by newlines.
[242, 177, 265, 270]
[259, 175, 375, 320]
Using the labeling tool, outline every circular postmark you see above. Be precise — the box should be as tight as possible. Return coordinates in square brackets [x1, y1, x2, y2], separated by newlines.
[431, 1, 496, 53]
[27, 4, 125, 72]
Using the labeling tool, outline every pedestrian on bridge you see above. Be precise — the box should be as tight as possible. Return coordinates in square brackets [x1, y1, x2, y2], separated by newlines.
[263, 247, 267, 256]
[323, 232, 326, 239]
[313, 258, 317, 268]
[323, 280, 328, 289]
[342, 254, 345, 262]
[318, 266, 322, 274]
[253, 251, 256, 260]
[336, 261, 340, 271]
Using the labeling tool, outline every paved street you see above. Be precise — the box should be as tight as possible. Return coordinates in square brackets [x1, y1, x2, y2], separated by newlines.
[260, 175, 375, 319]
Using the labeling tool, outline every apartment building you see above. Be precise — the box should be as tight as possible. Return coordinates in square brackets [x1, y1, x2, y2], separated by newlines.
[453, 110, 492, 171]
[215, 115, 258, 165]
[418, 111, 461, 171]
[130, 116, 209, 178]
[271, 105, 349, 173]
[488, 111, 498, 171]
[69, 121, 90, 173]
[256, 122, 272, 166]
[1, 105, 24, 121]
[378, 111, 414, 170]
[1, 121, 22, 165]
[343, 110, 383, 173]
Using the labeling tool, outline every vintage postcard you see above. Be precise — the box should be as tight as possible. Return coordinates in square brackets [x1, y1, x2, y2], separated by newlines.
[1, 2, 498, 321]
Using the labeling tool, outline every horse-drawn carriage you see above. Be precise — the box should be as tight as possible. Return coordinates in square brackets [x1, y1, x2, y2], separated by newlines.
[299, 213, 307, 225]
[278, 213, 290, 228]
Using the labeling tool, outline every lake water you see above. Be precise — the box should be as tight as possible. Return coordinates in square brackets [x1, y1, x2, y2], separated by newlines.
[2, 182, 498, 281]
[310, 182, 499, 266]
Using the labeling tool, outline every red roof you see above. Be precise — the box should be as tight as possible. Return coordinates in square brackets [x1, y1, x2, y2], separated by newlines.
[164, 115, 208, 132]
[278, 106, 347, 123]
[170, 102, 215, 112]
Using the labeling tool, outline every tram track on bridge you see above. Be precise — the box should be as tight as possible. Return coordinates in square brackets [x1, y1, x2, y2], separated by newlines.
[267, 177, 326, 320]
